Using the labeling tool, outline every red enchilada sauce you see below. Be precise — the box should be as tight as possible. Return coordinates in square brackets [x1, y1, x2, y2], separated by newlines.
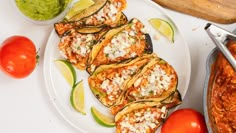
[210, 41, 236, 133]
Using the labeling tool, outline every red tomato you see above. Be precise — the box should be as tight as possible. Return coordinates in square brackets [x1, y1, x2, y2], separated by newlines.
[161, 108, 208, 133]
[0, 36, 37, 78]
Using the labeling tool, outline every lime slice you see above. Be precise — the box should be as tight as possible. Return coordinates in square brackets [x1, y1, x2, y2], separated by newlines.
[70, 80, 86, 115]
[149, 18, 175, 43]
[91, 106, 115, 127]
[54, 60, 76, 87]
[65, 0, 95, 20]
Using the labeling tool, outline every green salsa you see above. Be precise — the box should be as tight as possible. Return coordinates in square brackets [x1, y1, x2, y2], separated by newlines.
[15, 0, 71, 20]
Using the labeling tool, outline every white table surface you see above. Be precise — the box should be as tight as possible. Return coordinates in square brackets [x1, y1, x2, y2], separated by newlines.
[0, 0, 235, 133]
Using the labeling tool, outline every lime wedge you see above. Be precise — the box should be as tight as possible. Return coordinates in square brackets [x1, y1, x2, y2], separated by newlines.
[70, 80, 86, 115]
[149, 18, 175, 43]
[91, 106, 115, 127]
[65, 0, 95, 20]
[54, 60, 76, 87]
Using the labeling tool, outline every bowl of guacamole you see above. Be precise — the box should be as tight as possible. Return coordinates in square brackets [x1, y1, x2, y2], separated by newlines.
[12, 0, 72, 24]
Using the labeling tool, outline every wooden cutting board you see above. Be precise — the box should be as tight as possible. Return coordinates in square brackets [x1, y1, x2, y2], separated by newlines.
[152, 0, 236, 24]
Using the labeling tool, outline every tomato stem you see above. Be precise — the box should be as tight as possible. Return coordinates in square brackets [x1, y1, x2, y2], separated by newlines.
[36, 48, 40, 64]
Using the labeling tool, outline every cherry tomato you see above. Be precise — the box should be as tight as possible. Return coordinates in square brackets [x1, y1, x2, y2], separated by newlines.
[0, 36, 37, 78]
[161, 108, 208, 133]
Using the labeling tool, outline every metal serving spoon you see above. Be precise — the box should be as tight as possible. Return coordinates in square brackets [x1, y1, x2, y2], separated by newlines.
[205, 23, 236, 71]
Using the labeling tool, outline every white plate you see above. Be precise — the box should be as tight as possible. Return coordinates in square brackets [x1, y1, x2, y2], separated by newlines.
[43, 0, 191, 132]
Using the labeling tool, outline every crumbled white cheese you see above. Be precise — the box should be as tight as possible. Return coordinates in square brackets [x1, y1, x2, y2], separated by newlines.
[119, 108, 163, 133]
[85, 1, 120, 24]
[101, 18, 146, 60]
[161, 106, 167, 113]
[161, 106, 167, 118]
[80, 46, 87, 57]
[110, 4, 118, 14]
[108, 95, 114, 100]
[117, 2, 122, 8]
[129, 31, 135, 36]
[141, 27, 147, 33]
[71, 34, 95, 57]
[99, 66, 138, 103]
[100, 79, 110, 91]
[133, 19, 138, 23]
[103, 30, 137, 60]
[135, 64, 174, 98]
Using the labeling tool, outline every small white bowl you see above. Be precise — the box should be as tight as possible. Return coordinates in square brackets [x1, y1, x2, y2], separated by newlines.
[11, 0, 72, 25]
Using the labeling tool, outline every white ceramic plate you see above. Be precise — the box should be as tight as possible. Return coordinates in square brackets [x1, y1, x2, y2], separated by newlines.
[43, 0, 191, 132]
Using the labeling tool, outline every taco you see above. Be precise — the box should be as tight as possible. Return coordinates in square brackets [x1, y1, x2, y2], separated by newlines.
[58, 26, 108, 70]
[114, 91, 182, 133]
[54, 0, 127, 37]
[115, 101, 168, 133]
[110, 56, 178, 115]
[88, 54, 156, 107]
[125, 57, 178, 102]
[87, 18, 153, 74]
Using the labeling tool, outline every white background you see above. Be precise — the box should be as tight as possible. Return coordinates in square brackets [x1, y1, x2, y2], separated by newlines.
[0, 0, 235, 133]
